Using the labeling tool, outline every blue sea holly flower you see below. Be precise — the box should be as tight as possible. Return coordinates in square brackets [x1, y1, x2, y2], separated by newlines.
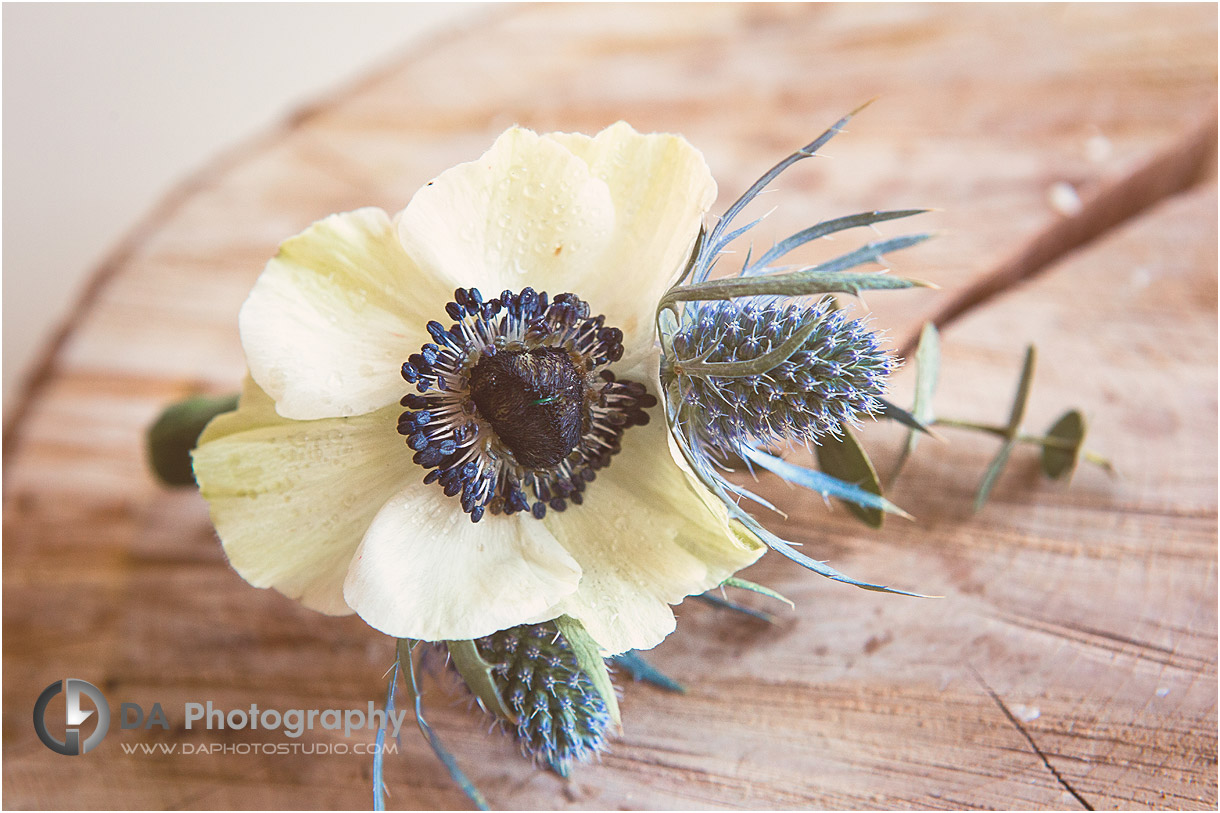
[671, 296, 895, 453]
[473, 621, 612, 776]
[191, 124, 764, 653]
[656, 108, 932, 596]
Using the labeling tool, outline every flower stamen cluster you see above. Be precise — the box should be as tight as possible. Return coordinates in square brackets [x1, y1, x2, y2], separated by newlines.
[398, 287, 656, 522]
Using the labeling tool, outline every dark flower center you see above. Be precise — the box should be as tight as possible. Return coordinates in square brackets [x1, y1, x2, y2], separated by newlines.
[469, 347, 585, 470]
[398, 287, 656, 523]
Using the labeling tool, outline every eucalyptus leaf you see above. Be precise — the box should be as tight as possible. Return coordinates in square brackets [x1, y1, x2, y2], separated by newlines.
[912, 321, 941, 428]
[610, 651, 687, 694]
[813, 424, 887, 527]
[446, 638, 517, 723]
[1006, 345, 1038, 436]
[722, 576, 795, 607]
[890, 321, 941, 483]
[1041, 409, 1086, 480]
[974, 441, 1016, 512]
[554, 616, 621, 727]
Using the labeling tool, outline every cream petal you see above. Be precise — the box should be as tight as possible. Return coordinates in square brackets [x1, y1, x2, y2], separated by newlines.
[546, 122, 717, 368]
[396, 128, 616, 300]
[343, 488, 582, 641]
[395, 124, 715, 370]
[192, 377, 412, 615]
[240, 207, 454, 421]
[541, 415, 764, 655]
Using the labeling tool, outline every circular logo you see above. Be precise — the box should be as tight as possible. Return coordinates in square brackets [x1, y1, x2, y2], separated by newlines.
[33, 679, 110, 755]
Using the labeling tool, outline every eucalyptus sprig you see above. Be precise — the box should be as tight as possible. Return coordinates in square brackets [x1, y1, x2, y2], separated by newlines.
[887, 323, 1113, 510]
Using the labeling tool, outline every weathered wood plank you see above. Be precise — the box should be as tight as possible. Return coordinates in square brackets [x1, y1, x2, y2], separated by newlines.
[4, 4, 1215, 809]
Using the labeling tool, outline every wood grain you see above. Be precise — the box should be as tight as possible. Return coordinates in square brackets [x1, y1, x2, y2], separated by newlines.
[4, 4, 1215, 809]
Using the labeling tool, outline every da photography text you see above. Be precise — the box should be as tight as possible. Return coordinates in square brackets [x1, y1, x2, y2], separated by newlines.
[34, 678, 409, 756]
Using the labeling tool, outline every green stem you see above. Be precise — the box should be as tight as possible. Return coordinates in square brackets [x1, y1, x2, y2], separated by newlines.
[934, 417, 1111, 466]
[935, 418, 1065, 447]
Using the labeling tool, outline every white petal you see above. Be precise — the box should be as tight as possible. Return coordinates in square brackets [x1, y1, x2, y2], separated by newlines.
[541, 415, 764, 655]
[546, 122, 717, 367]
[192, 378, 411, 615]
[240, 208, 454, 420]
[396, 128, 616, 299]
[395, 124, 716, 370]
[344, 488, 582, 641]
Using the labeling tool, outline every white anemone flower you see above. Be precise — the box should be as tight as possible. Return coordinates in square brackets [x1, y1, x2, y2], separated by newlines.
[192, 123, 764, 654]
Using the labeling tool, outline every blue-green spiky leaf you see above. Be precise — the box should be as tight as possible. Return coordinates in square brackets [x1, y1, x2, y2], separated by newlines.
[722, 576, 794, 607]
[610, 651, 686, 694]
[744, 445, 911, 520]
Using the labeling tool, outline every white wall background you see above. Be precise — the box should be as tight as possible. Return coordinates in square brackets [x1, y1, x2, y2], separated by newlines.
[3, 2, 490, 412]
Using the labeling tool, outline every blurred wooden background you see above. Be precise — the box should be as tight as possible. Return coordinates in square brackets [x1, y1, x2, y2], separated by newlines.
[4, 4, 1216, 809]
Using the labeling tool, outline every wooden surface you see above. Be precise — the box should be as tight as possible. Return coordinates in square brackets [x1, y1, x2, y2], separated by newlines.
[4, 4, 1216, 809]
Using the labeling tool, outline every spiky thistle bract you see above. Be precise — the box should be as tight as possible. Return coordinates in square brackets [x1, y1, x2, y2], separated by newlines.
[657, 105, 933, 596]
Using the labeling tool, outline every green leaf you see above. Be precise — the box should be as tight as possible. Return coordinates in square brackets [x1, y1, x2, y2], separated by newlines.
[722, 576, 795, 608]
[1041, 409, 1086, 480]
[445, 639, 517, 723]
[890, 322, 940, 483]
[554, 616, 621, 726]
[974, 346, 1037, 511]
[1005, 346, 1038, 436]
[146, 393, 239, 486]
[974, 442, 1015, 512]
[813, 423, 888, 528]
[912, 322, 942, 427]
